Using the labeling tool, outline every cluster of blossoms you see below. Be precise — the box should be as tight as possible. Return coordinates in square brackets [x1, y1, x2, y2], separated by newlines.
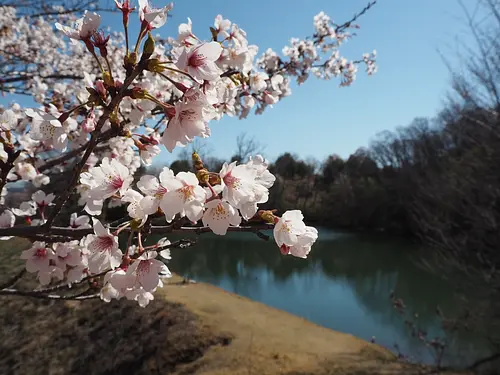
[0, 1, 376, 305]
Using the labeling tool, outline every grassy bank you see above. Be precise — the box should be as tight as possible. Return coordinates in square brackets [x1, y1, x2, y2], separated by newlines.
[0, 238, 468, 374]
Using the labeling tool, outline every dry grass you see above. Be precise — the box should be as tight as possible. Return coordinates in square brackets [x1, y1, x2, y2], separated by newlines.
[0, 238, 470, 375]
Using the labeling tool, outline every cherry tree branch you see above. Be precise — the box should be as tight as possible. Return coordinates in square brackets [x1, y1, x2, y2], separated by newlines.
[43, 61, 148, 227]
[0, 224, 274, 241]
[37, 128, 118, 173]
[0, 269, 26, 289]
[0, 288, 99, 300]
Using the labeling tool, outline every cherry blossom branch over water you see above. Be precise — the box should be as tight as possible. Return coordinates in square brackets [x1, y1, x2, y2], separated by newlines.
[0, 0, 377, 305]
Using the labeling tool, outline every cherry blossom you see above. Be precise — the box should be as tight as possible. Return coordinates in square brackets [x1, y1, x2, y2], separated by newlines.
[161, 93, 215, 152]
[83, 157, 133, 203]
[55, 11, 101, 42]
[136, 168, 172, 215]
[0, 109, 16, 131]
[159, 171, 206, 222]
[25, 107, 68, 151]
[20, 241, 55, 274]
[126, 251, 170, 292]
[100, 269, 132, 302]
[273, 210, 318, 258]
[85, 219, 122, 274]
[122, 189, 149, 226]
[32, 190, 55, 209]
[0, 210, 15, 240]
[0, 1, 379, 305]
[175, 42, 223, 82]
[69, 213, 91, 229]
[15, 163, 37, 181]
[202, 199, 241, 235]
[12, 201, 37, 218]
[138, 0, 173, 30]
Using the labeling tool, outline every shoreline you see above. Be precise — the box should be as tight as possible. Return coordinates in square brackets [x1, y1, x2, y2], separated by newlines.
[161, 275, 467, 374]
[0, 238, 470, 374]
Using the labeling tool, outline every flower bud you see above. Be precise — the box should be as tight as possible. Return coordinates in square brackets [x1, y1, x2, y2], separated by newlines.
[259, 210, 277, 224]
[130, 87, 148, 99]
[86, 87, 102, 105]
[125, 52, 137, 66]
[130, 219, 143, 230]
[109, 110, 120, 129]
[103, 71, 114, 88]
[192, 152, 204, 171]
[141, 32, 155, 61]
[196, 169, 209, 185]
[81, 109, 96, 133]
[147, 58, 165, 73]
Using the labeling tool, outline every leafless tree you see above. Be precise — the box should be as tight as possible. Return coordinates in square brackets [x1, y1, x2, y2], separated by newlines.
[232, 132, 265, 163]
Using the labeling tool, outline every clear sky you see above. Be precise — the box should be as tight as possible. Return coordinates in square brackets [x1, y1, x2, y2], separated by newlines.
[105, 0, 478, 164]
[2, 0, 479, 165]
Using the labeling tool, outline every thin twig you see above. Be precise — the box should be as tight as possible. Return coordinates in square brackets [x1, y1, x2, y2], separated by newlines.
[44, 61, 147, 227]
[0, 288, 99, 300]
[0, 269, 26, 289]
[0, 224, 273, 240]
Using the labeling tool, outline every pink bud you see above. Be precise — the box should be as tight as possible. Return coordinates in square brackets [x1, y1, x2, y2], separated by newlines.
[95, 80, 107, 98]
[82, 109, 96, 132]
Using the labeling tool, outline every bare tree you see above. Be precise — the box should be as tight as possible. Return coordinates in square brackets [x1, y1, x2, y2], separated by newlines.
[232, 133, 265, 163]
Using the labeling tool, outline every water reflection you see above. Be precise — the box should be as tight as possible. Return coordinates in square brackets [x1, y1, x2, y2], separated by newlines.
[151, 229, 492, 366]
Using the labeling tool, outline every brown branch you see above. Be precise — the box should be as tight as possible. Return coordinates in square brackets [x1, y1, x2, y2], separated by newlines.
[468, 352, 500, 370]
[0, 269, 26, 289]
[38, 128, 118, 172]
[334, 1, 377, 33]
[44, 61, 147, 227]
[0, 73, 83, 84]
[0, 288, 99, 300]
[0, 224, 274, 240]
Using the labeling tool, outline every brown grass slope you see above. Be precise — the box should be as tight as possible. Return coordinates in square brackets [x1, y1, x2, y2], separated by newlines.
[0, 238, 469, 375]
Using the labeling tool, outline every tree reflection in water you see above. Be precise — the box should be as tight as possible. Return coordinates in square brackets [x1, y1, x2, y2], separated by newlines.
[147, 229, 494, 367]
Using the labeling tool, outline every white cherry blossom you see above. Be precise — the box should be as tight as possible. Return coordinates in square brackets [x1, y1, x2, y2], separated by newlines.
[0, 109, 16, 131]
[85, 219, 122, 274]
[55, 11, 101, 42]
[0, 210, 15, 240]
[32, 190, 55, 208]
[159, 171, 206, 222]
[202, 199, 241, 235]
[122, 189, 149, 226]
[138, 0, 173, 30]
[273, 210, 318, 258]
[137, 168, 172, 215]
[126, 250, 170, 292]
[25, 107, 68, 151]
[84, 157, 133, 203]
[20, 241, 55, 273]
[175, 42, 223, 82]
[161, 94, 215, 152]
[69, 213, 91, 228]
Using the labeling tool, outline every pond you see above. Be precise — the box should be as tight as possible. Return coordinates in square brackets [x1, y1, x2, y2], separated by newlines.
[155, 228, 493, 367]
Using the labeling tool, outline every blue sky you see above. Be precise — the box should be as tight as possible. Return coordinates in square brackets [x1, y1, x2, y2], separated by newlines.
[2, 0, 478, 165]
[109, 0, 479, 164]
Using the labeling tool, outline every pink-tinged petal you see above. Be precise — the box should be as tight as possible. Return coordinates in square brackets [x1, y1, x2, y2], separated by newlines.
[137, 175, 159, 195]
[92, 218, 109, 237]
[195, 61, 222, 81]
[159, 191, 184, 219]
[158, 167, 175, 186]
[176, 172, 198, 186]
[140, 196, 160, 215]
[197, 41, 223, 61]
[185, 201, 204, 222]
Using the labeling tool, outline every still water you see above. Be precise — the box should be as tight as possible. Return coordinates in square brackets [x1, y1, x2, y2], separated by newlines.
[158, 228, 491, 367]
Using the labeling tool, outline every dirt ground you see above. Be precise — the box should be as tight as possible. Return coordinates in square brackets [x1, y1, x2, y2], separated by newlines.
[0, 238, 469, 375]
